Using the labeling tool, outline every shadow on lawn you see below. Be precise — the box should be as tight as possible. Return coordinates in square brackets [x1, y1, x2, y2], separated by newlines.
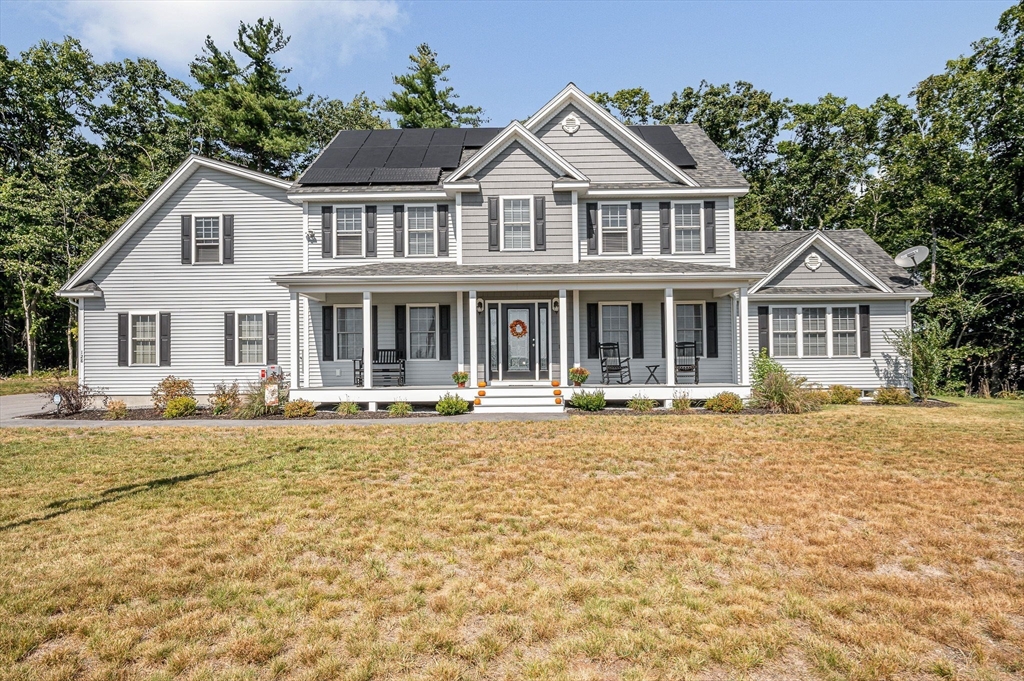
[0, 455, 275, 532]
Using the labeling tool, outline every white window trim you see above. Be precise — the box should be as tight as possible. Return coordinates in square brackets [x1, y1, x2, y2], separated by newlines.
[407, 303, 440, 362]
[332, 205, 365, 259]
[597, 301, 632, 357]
[236, 310, 266, 366]
[128, 310, 160, 367]
[499, 195, 534, 252]
[192, 214, 224, 265]
[332, 304, 364, 362]
[671, 201, 704, 255]
[405, 204, 438, 258]
[674, 301, 708, 359]
[768, 305, 859, 358]
[597, 202, 631, 256]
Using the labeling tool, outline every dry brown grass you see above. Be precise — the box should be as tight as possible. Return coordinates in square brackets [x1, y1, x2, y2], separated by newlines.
[1, 399, 1022, 680]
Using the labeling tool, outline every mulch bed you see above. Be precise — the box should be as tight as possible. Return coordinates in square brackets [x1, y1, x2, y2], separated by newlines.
[568, 407, 771, 416]
[26, 406, 449, 421]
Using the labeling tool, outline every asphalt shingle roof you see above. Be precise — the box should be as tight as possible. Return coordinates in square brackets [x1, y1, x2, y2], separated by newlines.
[666, 125, 749, 189]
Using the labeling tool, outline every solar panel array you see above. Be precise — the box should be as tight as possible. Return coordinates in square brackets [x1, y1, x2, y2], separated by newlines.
[629, 126, 697, 168]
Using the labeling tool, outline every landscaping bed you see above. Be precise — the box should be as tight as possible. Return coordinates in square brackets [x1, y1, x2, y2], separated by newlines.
[26, 405, 453, 420]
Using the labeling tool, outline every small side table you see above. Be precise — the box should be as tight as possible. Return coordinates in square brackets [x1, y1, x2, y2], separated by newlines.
[645, 365, 660, 384]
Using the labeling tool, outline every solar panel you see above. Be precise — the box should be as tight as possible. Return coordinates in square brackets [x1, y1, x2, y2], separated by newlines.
[463, 127, 501, 147]
[384, 145, 428, 168]
[300, 167, 373, 184]
[428, 128, 466, 146]
[369, 167, 441, 183]
[398, 128, 435, 145]
[331, 130, 371, 148]
[348, 145, 394, 168]
[361, 129, 403, 147]
[421, 144, 463, 169]
[630, 125, 696, 167]
[314, 145, 359, 169]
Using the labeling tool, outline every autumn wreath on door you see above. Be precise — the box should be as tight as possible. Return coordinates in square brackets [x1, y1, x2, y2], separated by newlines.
[509, 319, 528, 338]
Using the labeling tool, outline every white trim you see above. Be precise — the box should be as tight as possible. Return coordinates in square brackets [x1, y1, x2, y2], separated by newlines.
[445, 121, 589, 183]
[404, 204, 438, 258]
[498, 195, 535, 252]
[235, 310, 267, 366]
[191, 214, 224, 265]
[331, 304, 364, 362]
[469, 291, 478, 385]
[571, 191, 580, 263]
[572, 290, 581, 368]
[738, 286, 750, 384]
[750, 232, 893, 294]
[597, 202, 631, 255]
[559, 290, 568, 385]
[728, 196, 737, 269]
[456, 291, 465, 370]
[766, 305, 860, 359]
[597, 301, 632, 357]
[362, 292, 373, 389]
[671, 201, 704, 255]
[674, 301, 708, 359]
[127, 310, 160, 367]
[290, 293, 299, 390]
[455, 193, 464, 265]
[291, 191, 449, 203]
[583, 187, 749, 198]
[664, 289, 675, 386]
[407, 303, 440, 361]
[331, 205, 365, 259]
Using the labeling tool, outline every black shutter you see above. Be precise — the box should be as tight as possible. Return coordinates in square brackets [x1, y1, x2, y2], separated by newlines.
[859, 305, 871, 357]
[587, 303, 599, 358]
[321, 206, 332, 258]
[631, 202, 643, 254]
[117, 313, 128, 366]
[586, 203, 598, 255]
[365, 205, 377, 257]
[437, 204, 449, 256]
[488, 197, 499, 251]
[267, 311, 278, 364]
[180, 215, 192, 264]
[706, 302, 718, 358]
[703, 201, 716, 253]
[439, 305, 451, 361]
[223, 214, 234, 264]
[321, 306, 333, 362]
[372, 305, 379, 353]
[159, 312, 171, 366]
[757, 306, 769, 354]
[631, 302, 644, 359]
[393, 205, 404, 256]
[535, 196, 546, 251]
[395, 305, 406, 357]
[661, 302, 666, 358]
[659, 202, 671, 254]
[224, 312, 235, 366]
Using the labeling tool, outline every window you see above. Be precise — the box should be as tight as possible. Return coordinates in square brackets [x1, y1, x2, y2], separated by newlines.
[674, 203, 701, 253]
[601, 304, 629, 355]
[131, 314, 157, 365]
[407, 206, 434, 256]
[802, 307, 827, 356]
[409, 306, 436, 359]
[238, 313, 264, 365]
[194, 216, 221, 263]
[335, 207, 362, 257]
[502, 198, 531, 250]
[676, 303, 704, 356]
[336, 307, 363, 360]
[833, 307, 858, 356]
[772, 307, 798, 357]
[600, 204, 629, 254]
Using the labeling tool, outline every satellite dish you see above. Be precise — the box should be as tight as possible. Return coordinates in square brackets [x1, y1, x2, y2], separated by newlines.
[895, 245, 930, 268]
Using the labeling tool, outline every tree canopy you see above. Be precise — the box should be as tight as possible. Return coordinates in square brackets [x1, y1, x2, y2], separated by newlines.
[383, 43, 484, 128]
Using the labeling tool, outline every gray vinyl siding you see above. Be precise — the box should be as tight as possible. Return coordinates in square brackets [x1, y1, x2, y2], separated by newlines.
[747, 298, 909, 389]
[82, 167, 302, 396]
[535, 104, 666, 183]
[766, 248, 861, 287]
[461, 142, 572, 264]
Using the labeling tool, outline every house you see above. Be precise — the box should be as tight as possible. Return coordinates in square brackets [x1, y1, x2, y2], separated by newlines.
[58, 84, 930, 412]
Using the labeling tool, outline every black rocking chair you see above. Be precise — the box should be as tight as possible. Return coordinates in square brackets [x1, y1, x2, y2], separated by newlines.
[674, 341, 700, 384]
[599, 342, 632, 384]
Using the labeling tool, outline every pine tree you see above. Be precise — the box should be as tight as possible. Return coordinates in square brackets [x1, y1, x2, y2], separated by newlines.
[384, 44, 483, 128]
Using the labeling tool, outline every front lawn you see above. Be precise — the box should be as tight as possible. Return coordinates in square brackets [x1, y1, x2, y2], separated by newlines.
[0, 370, 72, 396]
[1, 400, 1022, 679]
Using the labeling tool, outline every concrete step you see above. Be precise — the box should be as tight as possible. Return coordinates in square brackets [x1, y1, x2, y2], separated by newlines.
[472, 404, 565, 414]
[475, 395, 563, 408]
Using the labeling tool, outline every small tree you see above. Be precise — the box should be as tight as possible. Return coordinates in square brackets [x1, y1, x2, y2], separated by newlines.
[887, 319, 950, 402]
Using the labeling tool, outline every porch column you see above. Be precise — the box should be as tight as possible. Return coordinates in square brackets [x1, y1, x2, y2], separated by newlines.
[739, 285, 751, 385]
[572, 290, 581, 366]
[469, 290, 478, 386]
[665, 288, 675, 386]
[290, 292, 299, 389]
[558, 289, 568, 385]
[456, 290, 465, 371]
[362, 291, 373, 389]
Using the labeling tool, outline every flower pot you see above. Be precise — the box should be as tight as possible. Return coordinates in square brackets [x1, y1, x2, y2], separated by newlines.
[457, 382, 466, 388]
[573, 381, 581, 387]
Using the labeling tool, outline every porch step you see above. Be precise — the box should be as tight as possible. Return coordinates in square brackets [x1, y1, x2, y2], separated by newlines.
[472, 386, 567, 413]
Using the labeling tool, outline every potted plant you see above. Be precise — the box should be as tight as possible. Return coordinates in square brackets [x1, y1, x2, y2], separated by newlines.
[568, 366, 590, 386]
[451, 371, 469, 388]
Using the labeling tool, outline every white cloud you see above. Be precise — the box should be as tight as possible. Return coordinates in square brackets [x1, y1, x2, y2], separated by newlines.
[58, 0, 404, 68]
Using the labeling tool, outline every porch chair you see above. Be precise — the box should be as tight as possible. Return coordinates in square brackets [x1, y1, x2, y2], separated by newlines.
[674, 341, 700, 384]
[598, 342, 632, 384]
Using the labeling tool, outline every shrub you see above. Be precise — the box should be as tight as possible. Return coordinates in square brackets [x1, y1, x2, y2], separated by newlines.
[237, 379, 281, 419]
[451, 371, 469, 386]
[671, 390, 691, 412]
[163, 396, 197, 418]
[387, 401, 413, 417]
[751, 371, 822, 414]
[336, 401, 360, 415]
[874, 386, 912, 405]
[436, 392, 469, 416]
[284, 399, 317, 418]
[887, 321, 951, 402]
[104, 399, 129, 420]
[705, 391, 744, 413]
[751, 349, 785, 390]
[41, 372, 103, 416]
[568, 366, 590, 385]
[627, 394, 657, 413]
[569, 389, 606, 411]
[828, 384, 861, 405]
[996, 390, 1021, 400]
[151, 376, 195, 412]
[210, 382, 241, 415]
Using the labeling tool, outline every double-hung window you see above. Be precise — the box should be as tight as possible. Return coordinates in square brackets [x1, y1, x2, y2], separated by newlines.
[600, 204, 629, 254]
[409, 306, 436, 359]
[407, 206, 435, 256]
[503, 198, 531, 250]
[676, 303, 704, 356]
[771, 308, 798, 357]
[336, 307, 363, 360]
[674, 203, 701, 253]
[832, 307, 858, 356]
[600, 304, 629, 355]
[802, 307, 827, 356]
[131, 314, 157, 365]
[194, 216, 221, 263]
[335, 207, 362, 257]
[238, 313, 264, 365]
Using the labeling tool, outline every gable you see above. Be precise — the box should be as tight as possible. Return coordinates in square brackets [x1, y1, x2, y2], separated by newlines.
[766, 247, 864, 288]
[474, 141, 560, 188]
[535, 104, 667, 183]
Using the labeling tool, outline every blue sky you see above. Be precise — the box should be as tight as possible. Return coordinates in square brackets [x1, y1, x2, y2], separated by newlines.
[0, 1, 1008, 125]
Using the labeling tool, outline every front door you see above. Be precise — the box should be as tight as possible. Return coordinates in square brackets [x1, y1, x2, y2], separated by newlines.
[502, 305, 534, 379]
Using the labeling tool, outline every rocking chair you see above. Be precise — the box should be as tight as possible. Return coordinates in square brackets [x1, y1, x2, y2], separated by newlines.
[599, 342, 632, 384]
